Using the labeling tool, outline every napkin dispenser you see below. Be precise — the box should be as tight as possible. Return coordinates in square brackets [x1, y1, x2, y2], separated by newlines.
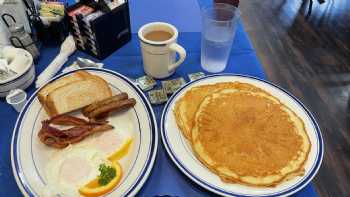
[66, 0, 131, 60]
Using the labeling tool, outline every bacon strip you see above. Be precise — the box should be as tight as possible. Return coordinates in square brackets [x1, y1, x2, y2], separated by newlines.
[49, 115, 89, 126]
[41, 120, 68, 138]
[38, 116, 113, 149]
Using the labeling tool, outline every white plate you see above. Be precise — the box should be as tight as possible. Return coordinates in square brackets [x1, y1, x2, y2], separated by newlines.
[11, 68, 158, 196]
[161, 74, 324, 197]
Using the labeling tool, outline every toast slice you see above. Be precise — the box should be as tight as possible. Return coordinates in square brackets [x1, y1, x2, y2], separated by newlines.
[45, 75, 112, 117]
[38, 71, 91, 106]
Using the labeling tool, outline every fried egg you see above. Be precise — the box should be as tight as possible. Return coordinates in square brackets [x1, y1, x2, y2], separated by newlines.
[43, 130, 133, 196]
[44, 147, 110, 196]
[79, 129, 134, 158]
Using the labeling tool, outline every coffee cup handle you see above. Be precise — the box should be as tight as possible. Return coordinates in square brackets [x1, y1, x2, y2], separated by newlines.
[168, 43, 186, 72]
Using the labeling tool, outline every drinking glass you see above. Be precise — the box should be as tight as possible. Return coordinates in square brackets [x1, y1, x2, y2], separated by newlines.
[201, 3, 240, 73]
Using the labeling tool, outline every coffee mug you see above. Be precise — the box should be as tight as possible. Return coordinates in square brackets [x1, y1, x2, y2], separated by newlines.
[138, 22, 186, 79]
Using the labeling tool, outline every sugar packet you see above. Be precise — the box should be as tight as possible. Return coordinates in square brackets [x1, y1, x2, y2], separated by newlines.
[161, 77, 186, 94]
[188, 72, 205, 81]
[136, 75, 157, 91]
[148, 89, 168, 105]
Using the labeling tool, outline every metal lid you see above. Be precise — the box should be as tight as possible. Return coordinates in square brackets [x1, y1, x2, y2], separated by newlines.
[9, 25, 25, 33]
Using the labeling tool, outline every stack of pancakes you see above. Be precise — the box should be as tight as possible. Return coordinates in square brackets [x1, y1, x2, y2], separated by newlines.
[174, 82, 311, 187]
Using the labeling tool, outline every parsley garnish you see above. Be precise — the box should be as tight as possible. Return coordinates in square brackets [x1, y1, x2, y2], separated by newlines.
[98, 164, 116, 186]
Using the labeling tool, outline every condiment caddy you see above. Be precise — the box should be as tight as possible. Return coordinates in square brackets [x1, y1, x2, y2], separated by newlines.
[66, 0, 131, 59]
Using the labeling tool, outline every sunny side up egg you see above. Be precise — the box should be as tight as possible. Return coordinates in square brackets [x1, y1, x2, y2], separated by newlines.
[44, 147, 109, 196]
[43, 129, 133, 197]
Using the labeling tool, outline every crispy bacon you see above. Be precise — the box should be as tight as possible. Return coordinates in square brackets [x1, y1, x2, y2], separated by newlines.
[41, 120, 68, 138]
[38, 115, 113, 149]
[88, 118, 109, 125]
[49, 114, 89, 126]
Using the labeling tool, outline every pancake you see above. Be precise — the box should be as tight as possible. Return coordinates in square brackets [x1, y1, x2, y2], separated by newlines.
[191, 88, 311, 187]
[174, 82, 276, 140]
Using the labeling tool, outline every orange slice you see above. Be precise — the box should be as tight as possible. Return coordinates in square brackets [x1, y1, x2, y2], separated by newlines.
[79, 161, 123, 197]
[108, 138, 133, 162]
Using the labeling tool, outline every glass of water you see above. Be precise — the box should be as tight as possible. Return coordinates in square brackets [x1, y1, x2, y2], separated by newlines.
[201, 3, 240, 73]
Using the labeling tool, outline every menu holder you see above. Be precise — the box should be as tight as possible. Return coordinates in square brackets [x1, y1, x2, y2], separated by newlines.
[66, 0, 131, 59]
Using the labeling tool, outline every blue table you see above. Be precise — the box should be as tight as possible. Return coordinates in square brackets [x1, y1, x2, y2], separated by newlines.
[0, 0, 317, 196]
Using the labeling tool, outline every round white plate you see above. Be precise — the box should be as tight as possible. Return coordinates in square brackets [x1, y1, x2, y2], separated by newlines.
[161, 74, 323, 197]
[11, 68, 158, 197]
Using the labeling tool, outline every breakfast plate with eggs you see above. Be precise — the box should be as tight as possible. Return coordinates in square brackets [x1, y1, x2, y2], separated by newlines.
[11, 68, 158, 196]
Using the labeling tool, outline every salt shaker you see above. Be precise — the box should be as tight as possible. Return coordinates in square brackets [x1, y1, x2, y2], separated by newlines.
[9, 25, 40, 59]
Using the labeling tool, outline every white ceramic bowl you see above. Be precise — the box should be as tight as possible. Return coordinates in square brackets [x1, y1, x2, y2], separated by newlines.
[0, 47, 35, 97]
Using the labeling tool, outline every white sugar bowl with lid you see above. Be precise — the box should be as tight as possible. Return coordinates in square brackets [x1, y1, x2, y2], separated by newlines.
[0, 46, 35, 97]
